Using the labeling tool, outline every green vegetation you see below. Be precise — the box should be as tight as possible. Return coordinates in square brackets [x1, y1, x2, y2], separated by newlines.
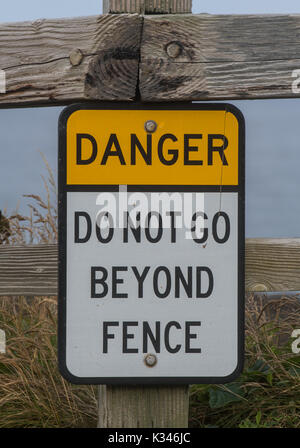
[189, 295, 300, 428]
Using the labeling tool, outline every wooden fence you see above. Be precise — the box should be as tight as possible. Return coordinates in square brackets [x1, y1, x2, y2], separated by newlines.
[1, 13, 300, 106]
[1, 239, 300, 296]
[1, 0, 300, 430]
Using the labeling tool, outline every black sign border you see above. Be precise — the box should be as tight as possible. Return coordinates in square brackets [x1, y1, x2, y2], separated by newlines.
[58, 102, 245, 385]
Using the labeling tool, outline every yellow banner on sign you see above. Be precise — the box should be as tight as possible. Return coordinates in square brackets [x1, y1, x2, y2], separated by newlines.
[65, 109, 240, 185]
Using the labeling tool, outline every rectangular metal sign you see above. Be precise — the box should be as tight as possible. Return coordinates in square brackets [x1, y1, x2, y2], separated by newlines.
[58, 103, 245, 384]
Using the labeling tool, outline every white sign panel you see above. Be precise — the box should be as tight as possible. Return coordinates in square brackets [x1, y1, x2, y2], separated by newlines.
[58, 104, 245, 384]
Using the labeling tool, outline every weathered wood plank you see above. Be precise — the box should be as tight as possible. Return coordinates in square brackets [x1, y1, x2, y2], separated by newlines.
[1, 14, 300, 104]
[0, 14, 142, 105]
[0, 244, 57, 296]
[0, 239, 300, 295]
[140, 14, 300, 101]
[98, 385, 189, 427]
[245, 238, 300, 292]
[103, 0, 192, 14]
[1, 13, 300, 104]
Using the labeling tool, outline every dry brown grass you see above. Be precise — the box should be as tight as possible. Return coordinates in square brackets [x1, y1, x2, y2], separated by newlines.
[7, 154, 57, 245]
[0, 157, 98, 428]
[0, 296, 97, 428]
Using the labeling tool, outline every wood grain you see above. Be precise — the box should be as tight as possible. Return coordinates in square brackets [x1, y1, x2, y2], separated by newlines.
[0, 14, 142, 105]
[98, 385, 189, 427]
[245, 238, 300, 292]
[0, 244, 57, 296]
[1, 13, 300, 104]
[140, 14, 300, 101]
[0, 239, 300, 296]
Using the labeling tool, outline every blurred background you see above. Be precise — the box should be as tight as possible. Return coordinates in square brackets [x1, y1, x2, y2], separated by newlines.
[1, 0, 300, 238]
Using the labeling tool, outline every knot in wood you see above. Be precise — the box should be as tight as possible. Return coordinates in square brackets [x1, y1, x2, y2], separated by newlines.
[252, 283, 268, 292]
[166, 42, 183, 59]
[32, 19, 45, 30]
[69, 49, 83, 66]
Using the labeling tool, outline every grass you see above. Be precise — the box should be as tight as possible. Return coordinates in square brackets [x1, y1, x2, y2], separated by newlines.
[0, 158, 299, 427]
[7, 153, 57, 245]
[0, 296, 97, 428]
[0, 157, 97, 427]
[189, 294, 300, 428]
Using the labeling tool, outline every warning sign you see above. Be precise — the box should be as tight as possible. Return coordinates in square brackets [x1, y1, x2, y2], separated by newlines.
[58, 103, 245, 384]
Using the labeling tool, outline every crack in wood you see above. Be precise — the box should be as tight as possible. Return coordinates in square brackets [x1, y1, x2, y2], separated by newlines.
[84, 15, 142, 100]
[1, 14, 300, 104]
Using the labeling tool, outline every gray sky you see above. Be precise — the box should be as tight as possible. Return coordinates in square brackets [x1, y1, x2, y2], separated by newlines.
[1, 1, 300, 238]
[1, 0, 300, 21]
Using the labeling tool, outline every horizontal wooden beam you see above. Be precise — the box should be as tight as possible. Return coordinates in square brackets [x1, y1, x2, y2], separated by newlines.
[140, 14, 300, 101]
[0, 245, 57, 295]
[0, 239, 300, 296]
[245, 238, 300, 293]
[1, 14, 300, 105]
[0, 14, 142, 106]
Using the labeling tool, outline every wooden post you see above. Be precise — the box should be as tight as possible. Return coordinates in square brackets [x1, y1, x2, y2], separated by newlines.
[103, 0, 192, 14]
[98, 385, 189, 427]
[98, 0, 190, 428]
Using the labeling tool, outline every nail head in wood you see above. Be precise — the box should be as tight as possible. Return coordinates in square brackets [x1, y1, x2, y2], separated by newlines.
[69, 48, 83, 66]
[166, 42, 182, 58]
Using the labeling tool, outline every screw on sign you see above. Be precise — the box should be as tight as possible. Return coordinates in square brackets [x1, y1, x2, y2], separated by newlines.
[144, 354, 157, 367]
[144, 120, 157, 133]
[58, 103, 245, 385]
